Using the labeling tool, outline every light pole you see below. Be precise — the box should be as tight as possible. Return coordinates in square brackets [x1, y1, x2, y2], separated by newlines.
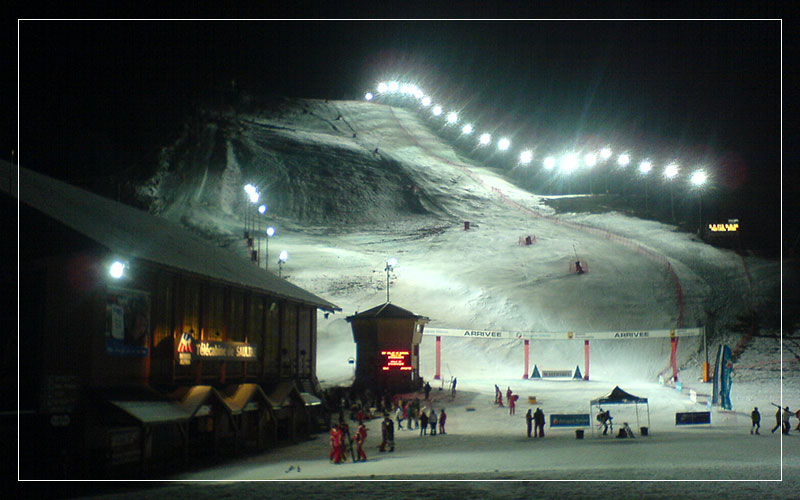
[265, 226, 275, 270]
[257, 204, 267, 266]
[690, 169, 708, 234]
[385, 257, 397, 303]
[639, 160, 652, 212]
[663, 163, 679, 222]
[278, 250, 288, 278]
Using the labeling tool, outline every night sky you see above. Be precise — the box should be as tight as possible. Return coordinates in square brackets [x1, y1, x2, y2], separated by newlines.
[15, 20, 784, 251]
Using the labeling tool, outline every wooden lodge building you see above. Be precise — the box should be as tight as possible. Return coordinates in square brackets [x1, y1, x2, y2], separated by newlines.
[2, 161, 340, 478]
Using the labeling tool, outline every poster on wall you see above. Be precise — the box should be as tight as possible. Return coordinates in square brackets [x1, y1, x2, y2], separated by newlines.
[105, 287, 150, 357]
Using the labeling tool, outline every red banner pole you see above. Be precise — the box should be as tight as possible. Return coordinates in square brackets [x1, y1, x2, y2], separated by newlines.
[584, 340, 590, 380]
[523, 339, 530, 379]
[671, 337, 679, 382]
[434, 336, 442, 380]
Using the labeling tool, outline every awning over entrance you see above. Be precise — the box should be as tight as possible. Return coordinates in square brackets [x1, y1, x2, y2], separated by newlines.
[300, 392, 323, 407]
[219, 383, 275, 415]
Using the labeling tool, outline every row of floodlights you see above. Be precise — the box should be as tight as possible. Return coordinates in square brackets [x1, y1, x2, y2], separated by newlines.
[365, 81, 709, 187]
[244, 184, 289, 265]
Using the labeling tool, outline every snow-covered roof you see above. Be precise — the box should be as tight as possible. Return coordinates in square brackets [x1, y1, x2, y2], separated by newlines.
[346, 302, 429, 322]
[4, 161, 339, 311]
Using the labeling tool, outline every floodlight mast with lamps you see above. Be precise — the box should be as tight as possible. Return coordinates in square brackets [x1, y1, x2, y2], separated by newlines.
[639, 160, 653, 211]
[664, 163, 679, 222]
[385, 258, 397, 303]
[690, 169, 708, 234]
[265, 226, 275, 270]
[278, 250, 289, 278]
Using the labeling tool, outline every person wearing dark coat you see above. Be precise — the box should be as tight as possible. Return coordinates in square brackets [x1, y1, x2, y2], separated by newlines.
[525, 409, 533, 438]
[429, 410, 438, 436]
[380, 415, 395, 452]
[424, 382, 432, 400]
[420, 410, 429, 436]
[534, 407, 546, 438]
[751, 407, 761, 435]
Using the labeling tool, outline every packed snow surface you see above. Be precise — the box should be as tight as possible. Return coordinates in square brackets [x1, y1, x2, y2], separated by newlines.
[72, 97, 794, 498]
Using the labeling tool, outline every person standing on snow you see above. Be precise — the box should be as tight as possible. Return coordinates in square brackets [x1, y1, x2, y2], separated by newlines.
[795, 408, 800, 432]
[420, 409, 429, 436]
[429, 409, 438, 436]
[751, 407, 761, 434]
[439, 408, 447, 435]
[395, 403, 404, 430]
[534, 407, 546, 438]
[509, 392, 516, 415]
[451, 378, 457, 398]
[380, 415, 395, 452]
[424, 381, 432, 400]
[525, 409, 533, 438]
[329, 423, 343, 464]
[782, 406, 792, 435]
[354, 422, 368, 462]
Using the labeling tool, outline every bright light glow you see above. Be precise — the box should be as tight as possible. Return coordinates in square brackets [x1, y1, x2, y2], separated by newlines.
[497, 138, 511, 151]
[618, 153, 631, 167]
[432, 105, 443, 116]
[543, 156, 556, 170]
[478, 133, 491, 146]
[258, 204, 267, 214]
[600, 147, 612, 160]
[664, 163, 679, 180]
[278, 250, 289, 263]
[244, 184, 260, 203]
[639, 160, 653, 174]
[109, 261, 125, 279]
[266, 226, 275, 237]
[421, 96, 432, 107]
[691, 170, 708, 187]
[386, 257, 398, 269]
[364, 92, 374, 101]
[584, 153, 597, 168]
[462, 123, 473, 135]
[519, 150, 533, 165]
[560, 153, 579, 173]
[400, 83, 416, 95]
[412, 88, 424, 99]
[446, 112, 458, 124]
[377, 82, 388, 93]
[387, 81, 399, 92]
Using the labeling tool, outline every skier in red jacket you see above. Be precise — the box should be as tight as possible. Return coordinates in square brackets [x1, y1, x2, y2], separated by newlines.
[329, 423, 343, 464]
[354, 422, 368, 462]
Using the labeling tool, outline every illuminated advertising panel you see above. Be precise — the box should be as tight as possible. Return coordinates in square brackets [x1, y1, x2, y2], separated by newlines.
[380, 349, 412, 371]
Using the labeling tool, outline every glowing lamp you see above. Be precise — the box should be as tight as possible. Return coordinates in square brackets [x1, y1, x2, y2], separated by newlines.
[519, 150, 533, 165]
[497, 138, 511, 151]
[639, 160, 653, 174]
[664, 163, 679, 180]
[432, 105, 443, 116]
[109, 261, 125, 279]
[364, 92, 374, 101]
[543, 156, 556, 170]
[600, 147, 612, 160]
[446, 112, 458, 124]
[462, 124, 473, 135]
[691, 170, 708, 187]
[478, 133, 491, 146]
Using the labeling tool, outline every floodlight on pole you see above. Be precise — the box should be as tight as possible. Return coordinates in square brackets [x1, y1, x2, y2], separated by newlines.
[478, 133, 491, 146]
[385, 257, 397, 303]
[617, 153, 631, 167]
[377, 82, 389, 93]
[519, 150, 533, 165]
[278, 250, 288, 278]
[600, 147, 612, 160]
[109, 261, 126, 279]
[462, 123, 473, 135]
[387, 81, 399, 92]
[497, 138, 511, 151]
[421, 96, 432, 107]
[560, 153, 579, 174]
[364, 92, 374, 101]
[639, 160, 653, 211]
[664, 163, 679, 222]
[432, 105, 443, 116]
[691, 169, 709, 234]
[446, 112, 458, 124]
[543, 156, 556, 170]
[265, 226, 275, 270]
[584, 153, 597, 168]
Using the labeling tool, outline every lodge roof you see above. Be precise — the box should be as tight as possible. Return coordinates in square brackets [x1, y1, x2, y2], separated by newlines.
[345, 302, 429, 322]
[3, 161, 339, 311]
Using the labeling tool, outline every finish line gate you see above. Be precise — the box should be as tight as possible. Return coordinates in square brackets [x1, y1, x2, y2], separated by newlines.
[423, 327, 704, 382]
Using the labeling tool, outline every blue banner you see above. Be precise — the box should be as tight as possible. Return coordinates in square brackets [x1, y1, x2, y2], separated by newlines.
[550, 414, 590, 427]
[719, 345, 733, 410]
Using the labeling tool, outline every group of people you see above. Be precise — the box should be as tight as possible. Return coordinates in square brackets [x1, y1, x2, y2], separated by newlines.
[525, 408, 546, 438]
[329, 420, 368, 464]
[754, 405, 799, 435]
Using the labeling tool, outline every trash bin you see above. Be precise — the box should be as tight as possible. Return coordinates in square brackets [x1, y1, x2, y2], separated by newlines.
[575, 429, 584, 439]
[640, 427, 648, 436]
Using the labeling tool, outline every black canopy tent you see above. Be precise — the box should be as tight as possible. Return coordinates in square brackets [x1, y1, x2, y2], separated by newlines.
[589, 386, 651, 436]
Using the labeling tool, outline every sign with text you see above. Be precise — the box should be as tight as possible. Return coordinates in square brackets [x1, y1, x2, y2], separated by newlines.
[550, 414, 591, 427]
[424, 327, 703, 341]
[708, 219, 740, 233]
[380, 349, 412, 371]
[195, 340, 258, 362]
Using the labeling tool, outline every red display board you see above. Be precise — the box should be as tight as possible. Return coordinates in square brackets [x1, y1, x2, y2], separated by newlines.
[381, 350, 412, 371]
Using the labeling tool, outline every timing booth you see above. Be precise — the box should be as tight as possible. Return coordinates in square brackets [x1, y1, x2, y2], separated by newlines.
[590, 386, 651, 437]
[346, 303, 429, 393]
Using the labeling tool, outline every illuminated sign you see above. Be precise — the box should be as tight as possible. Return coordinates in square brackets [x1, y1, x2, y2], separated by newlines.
[708, 219, 739, 232]
[380, 350, 412, 371]
[177, 337, 257, 364]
